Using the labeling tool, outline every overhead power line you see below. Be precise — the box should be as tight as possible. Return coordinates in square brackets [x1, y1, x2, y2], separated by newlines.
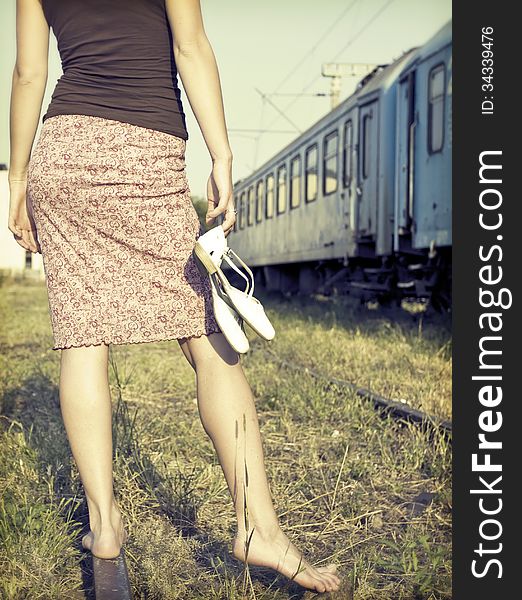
[251, 0, 361, 170]
[263, 0, 398, 133]
[270, 0, 361, 96]
[255, 87, 302, 133]
[229, 128, 299, 134]
[331, 0, 398, 62]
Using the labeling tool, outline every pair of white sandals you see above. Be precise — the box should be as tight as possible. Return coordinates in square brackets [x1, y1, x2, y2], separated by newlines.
[192, 225, 275, 353]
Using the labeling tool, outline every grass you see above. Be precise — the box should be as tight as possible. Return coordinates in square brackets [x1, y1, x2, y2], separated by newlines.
[0, 277, 452, 599]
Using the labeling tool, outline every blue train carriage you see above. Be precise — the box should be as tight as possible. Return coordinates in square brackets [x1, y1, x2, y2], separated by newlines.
[224, 21, 452, 308]
[227, 87, 364, 294]
[345, 48, 419, 302]
[394, 20, 452, 305]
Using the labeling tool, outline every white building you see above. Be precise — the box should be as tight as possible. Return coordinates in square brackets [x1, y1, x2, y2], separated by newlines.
[0, 168, 45, 279]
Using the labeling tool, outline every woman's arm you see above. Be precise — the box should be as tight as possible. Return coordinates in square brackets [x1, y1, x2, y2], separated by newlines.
[8, 0, 50, 253]
[165, 0, 236, 235]
[9, 0, 49, 180]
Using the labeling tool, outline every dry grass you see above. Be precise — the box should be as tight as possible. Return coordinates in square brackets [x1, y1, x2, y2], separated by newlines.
[0, 278, 451, 599]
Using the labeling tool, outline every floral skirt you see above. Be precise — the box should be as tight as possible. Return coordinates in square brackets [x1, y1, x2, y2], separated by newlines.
[27, 114, 220, 350]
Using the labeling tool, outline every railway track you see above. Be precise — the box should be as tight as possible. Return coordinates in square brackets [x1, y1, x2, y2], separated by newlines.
[251, 343, 452, 438]
[91, 550, 132, 600]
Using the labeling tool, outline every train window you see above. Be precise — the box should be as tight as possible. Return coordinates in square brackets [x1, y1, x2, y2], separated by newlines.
[323, 130, 338, 195]
[247, 185, 254, 226]
[305, 144, 318, 202]
[290, 155, 301, 209]
[362, 115, 372, 179]
[256, 179, 264, 223]
[428, 64, 445, 153]
[239, 191, 245, 229]
[276, 164, 287, 214]
[266, 173, 274, 218]
[343, 120, 353, 187]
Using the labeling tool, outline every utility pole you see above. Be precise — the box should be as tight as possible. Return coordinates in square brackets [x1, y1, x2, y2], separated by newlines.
[321, 63, 378, 109]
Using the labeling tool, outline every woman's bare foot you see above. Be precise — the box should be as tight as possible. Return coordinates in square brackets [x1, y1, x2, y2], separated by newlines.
[232, 526, 341, 594]
[81, 504, 128, 559]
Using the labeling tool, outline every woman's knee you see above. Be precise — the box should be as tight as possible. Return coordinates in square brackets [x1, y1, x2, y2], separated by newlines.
[184, 331, 239, 370]
[59, 344, 110, 389]
[60, 343, 109, 370]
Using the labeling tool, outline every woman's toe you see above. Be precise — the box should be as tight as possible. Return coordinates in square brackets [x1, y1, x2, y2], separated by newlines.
[317, 564, 337, 573]
[315, 580, 328, 593]
[317, 566, 340, 582]
[324, 575, 339, 590]
[327, 572, 341, 589]
[317, 572, 336, 590]
[322, 563, 339, 573]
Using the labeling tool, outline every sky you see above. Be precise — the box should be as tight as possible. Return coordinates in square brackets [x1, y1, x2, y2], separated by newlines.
[0, 0, 451, 199]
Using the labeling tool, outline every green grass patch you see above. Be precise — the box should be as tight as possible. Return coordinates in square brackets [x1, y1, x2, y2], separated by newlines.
[1, 279, 451, 599]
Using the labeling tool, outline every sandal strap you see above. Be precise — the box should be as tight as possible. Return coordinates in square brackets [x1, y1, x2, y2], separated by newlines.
[226, 248, 255, 292]
[221, 248, 255, 297]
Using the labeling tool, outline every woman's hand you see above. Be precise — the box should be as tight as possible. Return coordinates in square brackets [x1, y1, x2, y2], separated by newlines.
[8, 178, 41, 254]
[205, 156, 236, 236]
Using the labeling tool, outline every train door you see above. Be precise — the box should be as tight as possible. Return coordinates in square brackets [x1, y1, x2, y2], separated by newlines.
[357, 101, 379, 238]
[341, 113, 356, 253]
[412, 54, 451, 249]
[396, 71, 416, 239]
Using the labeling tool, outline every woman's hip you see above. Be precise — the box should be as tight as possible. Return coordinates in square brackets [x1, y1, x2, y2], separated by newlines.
[28, 114, 190, 203]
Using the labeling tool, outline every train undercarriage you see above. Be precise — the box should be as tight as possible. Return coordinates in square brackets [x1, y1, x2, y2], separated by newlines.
[234, 247, 452, 312]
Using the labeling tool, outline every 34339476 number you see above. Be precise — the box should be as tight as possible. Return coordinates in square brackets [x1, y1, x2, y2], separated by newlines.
[481, 26, 494, 114]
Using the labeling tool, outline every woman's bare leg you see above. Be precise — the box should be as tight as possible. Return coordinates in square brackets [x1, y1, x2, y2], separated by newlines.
[59, 344, 126, 559]
[178, 332, 341, 593]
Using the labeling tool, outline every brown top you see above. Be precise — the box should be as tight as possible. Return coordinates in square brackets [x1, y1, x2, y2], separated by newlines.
[41, 0, 189, 139]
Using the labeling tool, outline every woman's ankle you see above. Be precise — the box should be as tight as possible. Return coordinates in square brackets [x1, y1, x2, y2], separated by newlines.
[235, 520, 282, 543]
[87, 498, 123, 531]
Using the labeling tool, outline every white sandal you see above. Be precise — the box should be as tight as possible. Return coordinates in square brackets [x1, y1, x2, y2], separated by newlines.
[193, 226, 275, 342]
[192, 245, 250, 354]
